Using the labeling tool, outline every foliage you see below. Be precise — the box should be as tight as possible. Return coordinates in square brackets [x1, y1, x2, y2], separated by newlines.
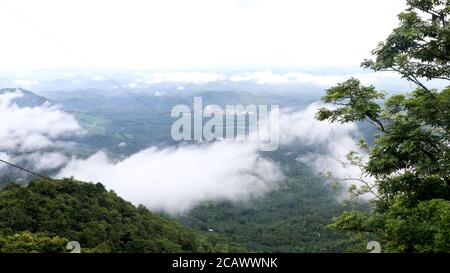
[362, 0, 450, 84]
[0, 231, 68, 253]
[317, 0, 450, 252]
[330, 199, 450, 252]
[181, 148, 371, 253]
[0, 178, 242, 253]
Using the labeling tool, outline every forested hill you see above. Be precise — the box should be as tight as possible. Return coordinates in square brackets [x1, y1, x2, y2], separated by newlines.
[180, 150, 371, 253]
[0, 178, 241, 253]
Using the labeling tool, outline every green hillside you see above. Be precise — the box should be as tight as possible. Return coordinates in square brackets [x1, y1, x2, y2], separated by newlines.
[0, 178, 242, 253]
[180, 149, 371, 252]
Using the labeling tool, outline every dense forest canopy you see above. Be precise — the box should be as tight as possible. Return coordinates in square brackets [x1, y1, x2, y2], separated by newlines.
[0, 179, 241, 253]
[180, 147, 372, 253]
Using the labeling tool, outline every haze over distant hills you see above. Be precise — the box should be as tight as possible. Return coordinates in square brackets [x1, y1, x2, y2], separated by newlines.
[0, 63, 440, 252]
[3, 67, 447, 97]
[0, 88, 49, 107]
[0, 81, 372, 252]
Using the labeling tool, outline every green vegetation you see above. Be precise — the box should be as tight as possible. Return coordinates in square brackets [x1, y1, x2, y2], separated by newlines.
[0, 231, 68, 253]
[181, 148, 371, 253]
[1, 1, 448, 254]
[317, 0, 450, 252]
[0, 178, 242, 253]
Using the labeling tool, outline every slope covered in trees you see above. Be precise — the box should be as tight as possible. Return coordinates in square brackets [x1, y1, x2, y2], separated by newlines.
[0, 178, 241, 253]
[180, 148, 371, 252]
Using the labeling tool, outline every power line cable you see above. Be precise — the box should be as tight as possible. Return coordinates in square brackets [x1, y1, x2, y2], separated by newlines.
[0, 0, 167, 118]
[0, 2, 172, 181]
[0, 158, 55, 181]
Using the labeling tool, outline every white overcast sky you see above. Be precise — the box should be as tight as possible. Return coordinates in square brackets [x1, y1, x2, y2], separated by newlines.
[0, 0, 406, 70]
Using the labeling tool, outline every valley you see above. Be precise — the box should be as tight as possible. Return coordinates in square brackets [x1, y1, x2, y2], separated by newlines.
[0, 85, 367, 252]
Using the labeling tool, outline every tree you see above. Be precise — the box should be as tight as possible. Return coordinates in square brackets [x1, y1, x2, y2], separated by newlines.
[0, 178, 241, 253]
[0, 231, 68, 253]
[316, 0, 450, 252]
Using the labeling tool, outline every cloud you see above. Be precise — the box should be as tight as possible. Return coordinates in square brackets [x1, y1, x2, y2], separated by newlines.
[0, 90, 83, 172]
[229, 71, 294, 84]
[0, 91, 82, 152]
[0, 88, 368, 213]
[13, 79, 39, 90]
[229, 71, 400, 86]
[279, 103, 362, 176]
[58, 141, 282, 214]
[57, 102, 369, 214]
[0, 152, 12, 170]
[0, 72, 381, 216]
[278, 103, 371, 197]
[0, 89, 368, 213]
[126, 70, 400, 88]
[278, 103, 358, 145]
[130, 72, 226, 87]
[24, 152, 69, 171]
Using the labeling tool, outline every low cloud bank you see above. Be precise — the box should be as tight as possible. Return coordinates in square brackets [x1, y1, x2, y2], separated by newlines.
[58, 103, 366, 214]
[229, 71, 398, 86]
[0, 90, 82, 171]
[2, 89, 367, 214]
[280, 103, 370, 197]
[127, 70, 400, 88]
[58, 142, 282, 214]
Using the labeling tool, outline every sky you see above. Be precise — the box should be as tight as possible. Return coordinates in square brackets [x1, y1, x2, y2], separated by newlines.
[0, 0, 406, 71]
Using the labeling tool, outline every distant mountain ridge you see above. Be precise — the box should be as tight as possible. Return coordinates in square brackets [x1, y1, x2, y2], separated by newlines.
[0, 88, 50, 107]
